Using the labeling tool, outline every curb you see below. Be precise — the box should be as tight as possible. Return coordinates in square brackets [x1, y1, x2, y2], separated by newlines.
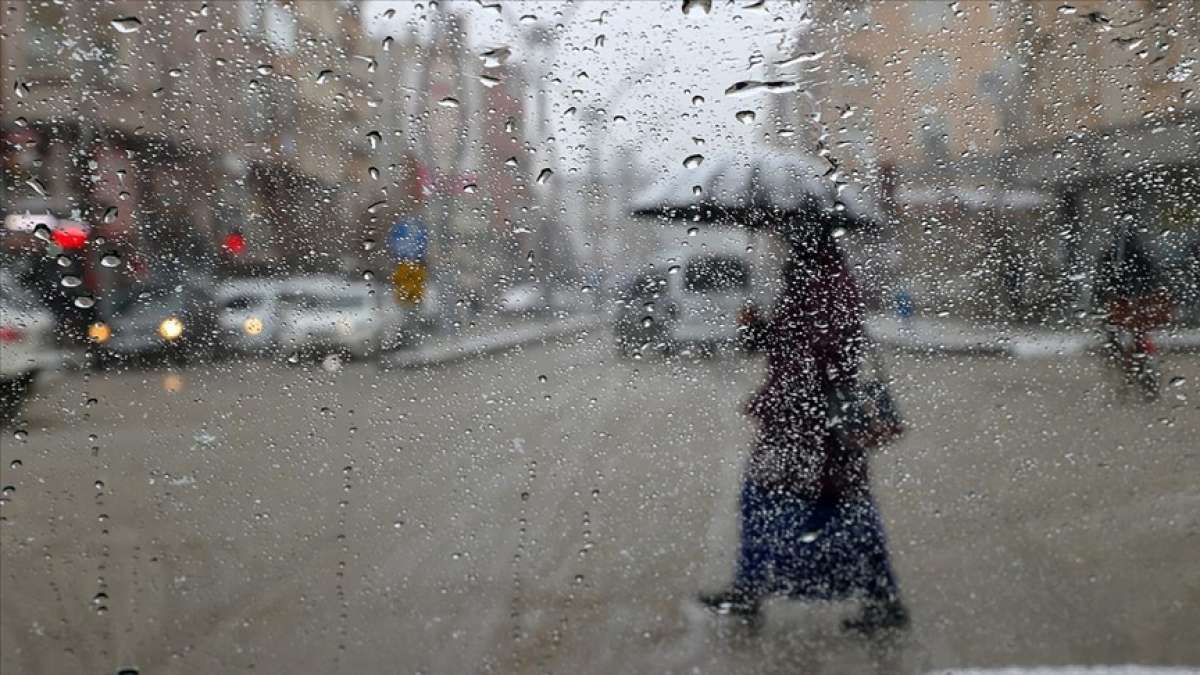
[867, 317, 1200, 357]
[379, 315, 601, 369]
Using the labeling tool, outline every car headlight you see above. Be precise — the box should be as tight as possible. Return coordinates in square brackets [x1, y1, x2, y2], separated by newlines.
[243, 317, 264, 336]
[158, 317, 184, 341]
[88, 322, 111, 343]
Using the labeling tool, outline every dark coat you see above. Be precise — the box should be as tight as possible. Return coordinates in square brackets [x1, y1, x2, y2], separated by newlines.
[743, 239, 868, 500]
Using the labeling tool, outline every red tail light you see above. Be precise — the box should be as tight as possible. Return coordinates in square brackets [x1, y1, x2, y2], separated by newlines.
[52, 227, 89, 250]
[0, 327, 25, 343]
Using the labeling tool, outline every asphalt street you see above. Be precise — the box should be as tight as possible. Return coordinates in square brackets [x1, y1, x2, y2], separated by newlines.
[2, 330, 1198, 674]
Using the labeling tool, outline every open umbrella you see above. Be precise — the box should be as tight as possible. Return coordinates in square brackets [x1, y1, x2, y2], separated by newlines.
[630, 147, 878, 231]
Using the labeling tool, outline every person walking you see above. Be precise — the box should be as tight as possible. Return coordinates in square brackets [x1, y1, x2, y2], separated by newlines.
[1094, 230, 1172, 400]
[700, 221, 908, 636]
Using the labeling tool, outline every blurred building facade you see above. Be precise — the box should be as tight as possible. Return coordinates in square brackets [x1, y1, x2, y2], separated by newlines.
[793, 0, 1199, 322]
[2, 0, 539, 315]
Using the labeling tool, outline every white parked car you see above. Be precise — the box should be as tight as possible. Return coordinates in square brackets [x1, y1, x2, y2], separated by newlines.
[215, 279, 282, 353]
[497, 283, 548, 316]
[275, 279, 407, 360]
[0, 272, 62, 424]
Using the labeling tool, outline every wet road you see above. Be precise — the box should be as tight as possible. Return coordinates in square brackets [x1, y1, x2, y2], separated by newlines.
[2, 330, 1198, 674]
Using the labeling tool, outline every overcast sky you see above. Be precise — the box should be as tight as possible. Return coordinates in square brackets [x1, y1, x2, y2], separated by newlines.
[362, 0, 818, 177]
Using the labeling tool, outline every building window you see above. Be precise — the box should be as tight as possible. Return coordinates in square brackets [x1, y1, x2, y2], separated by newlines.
[238, 1, 297, 53]
[910, 2, 948, 33]
[914, 54, 951, 88]
[264, 3, 298, 53]
[23, 2, 67, 72]
[919, 110, 950, 163]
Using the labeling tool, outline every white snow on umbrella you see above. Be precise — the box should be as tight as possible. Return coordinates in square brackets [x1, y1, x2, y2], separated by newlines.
[630, 147, 861, 225]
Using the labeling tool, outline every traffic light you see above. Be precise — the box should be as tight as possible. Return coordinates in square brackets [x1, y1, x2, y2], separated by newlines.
[222, 231, 246, 255]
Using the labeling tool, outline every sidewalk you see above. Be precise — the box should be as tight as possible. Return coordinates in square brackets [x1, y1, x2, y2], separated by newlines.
[378, 313, 601, 369]
[867, 315, 1200, 357]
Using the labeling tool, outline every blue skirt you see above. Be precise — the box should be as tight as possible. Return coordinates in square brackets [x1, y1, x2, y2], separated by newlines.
[734, 479, 900, 602]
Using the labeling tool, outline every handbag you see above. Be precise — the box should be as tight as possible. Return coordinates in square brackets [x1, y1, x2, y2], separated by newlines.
[826, 339, 904, 452]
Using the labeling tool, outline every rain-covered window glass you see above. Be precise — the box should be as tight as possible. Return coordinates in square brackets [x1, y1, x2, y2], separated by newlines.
[2, 1, 1199, 674]
[685, 255, 750, 293]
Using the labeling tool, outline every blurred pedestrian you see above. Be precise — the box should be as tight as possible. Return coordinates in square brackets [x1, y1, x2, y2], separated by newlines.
[700, 221, 908, 635]
[1094, 229, 1172, 399]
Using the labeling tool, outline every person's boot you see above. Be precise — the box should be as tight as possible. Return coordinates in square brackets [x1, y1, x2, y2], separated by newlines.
[842, 598, 909, 638]
[697, 588, 763, 629]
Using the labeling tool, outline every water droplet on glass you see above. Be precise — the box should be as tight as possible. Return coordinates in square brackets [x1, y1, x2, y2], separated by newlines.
[667, 265, 681, 275]
[687, 227, 699, 237]
[366, 130, 382, 149]
[480, 74, 501, 88]
[724, 80, 798, 97]
[692, 185, 703, 196]
[366, 200, 387, 214]
[61, 276, 82, 288]
[1057, 4, 1077, 14]
[463, 183, 477, 193]
[594, 34, 606, 48]
[94, 480, 105, 491]
[13, 430, 28, 442]
[682, 0, 711, 16]
[168, 68, 183, 78]
[799, 530, 820, 544]
[26, 178, 48, 198]
[438, 97, 460, 108]
[481, 46, 512, 68]
[362, 238, 376, 251]
[536, 168, 553, 185]
[194, 28, 207, 42]
[691, 95, 705, 106]
[256, 64, 273, 76]
[316, 69, 333, 84]
[504, 157, 519, 167]
[640, 316, 655, 329]
[683, 154, 704, 169]
[735, 110, 757, 125]
[74, 296, 96, 309]
[111, 16, 143, 33]
[100, 253, 122, 268]
[1169, 376, 1186, 387]
[382, 35, 394, 51]
[519, 14, 537, 24]
[56, 255, 71, 268]
[775, 50, 826, 67]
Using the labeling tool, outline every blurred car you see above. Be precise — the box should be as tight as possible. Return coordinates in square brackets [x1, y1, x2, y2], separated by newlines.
[88, 280, 219, 367]
[612, 271, 675, 356]
[215, 279, 281, 353]
[497, 283, 548, 316]
[0, 271, 62, 424]
[276, 279, 405, 360]
[612, 247, 752, 356]
[672, 252, 752, 347]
